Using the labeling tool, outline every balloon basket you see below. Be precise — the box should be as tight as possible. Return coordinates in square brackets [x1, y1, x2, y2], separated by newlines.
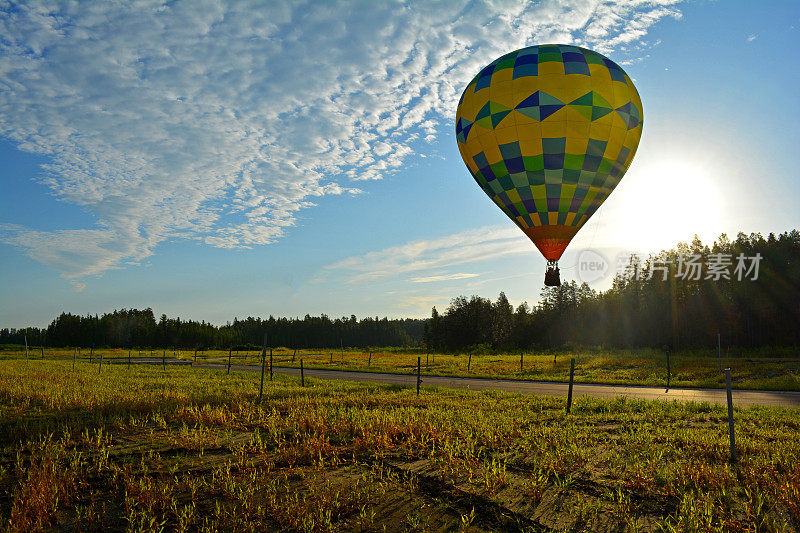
[544, 261, 561, 287]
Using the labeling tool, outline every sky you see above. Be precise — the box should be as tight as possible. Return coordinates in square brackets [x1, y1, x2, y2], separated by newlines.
[1, 0, 799, 328]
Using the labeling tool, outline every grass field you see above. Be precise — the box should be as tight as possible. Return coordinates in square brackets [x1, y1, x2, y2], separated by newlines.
[6, 345, 799, 391]
[1, 358, 799, 532]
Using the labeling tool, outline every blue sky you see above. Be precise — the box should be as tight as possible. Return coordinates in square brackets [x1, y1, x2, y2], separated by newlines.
[1, 0, 799, 328]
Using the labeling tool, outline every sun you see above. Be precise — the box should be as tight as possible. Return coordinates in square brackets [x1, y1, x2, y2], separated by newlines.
[611, 159, 725, 252]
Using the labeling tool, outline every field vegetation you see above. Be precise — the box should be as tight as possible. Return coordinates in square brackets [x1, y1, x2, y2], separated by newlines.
[1, 357, 799, 531]
[4, 345, 799, 391]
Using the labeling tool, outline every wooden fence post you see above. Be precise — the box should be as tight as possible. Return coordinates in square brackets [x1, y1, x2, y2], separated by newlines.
[258, 334, 267, 403]
[301, 359, 305, 387]
[25, 336, 29, 363]
[417, 356, 421, 396]
[520, 353, 523, 373]
[73, 347, 77, 369]
[162, 349, 166, 371]
[292, 348, 296, 363]
[368, 351, 372, 367]
[227, 346, 232, 374]
[666, 349, 671, 389]
[467, 353, 472, 372]
[725, 368, 737, 463]
[98, 351, 104, 374]
[566, 358, 575, 414]
[269, 347, 273, 381]
[40, 346, 44, 359]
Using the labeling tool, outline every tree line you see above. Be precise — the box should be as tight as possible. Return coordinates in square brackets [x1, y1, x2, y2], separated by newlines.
[0, 310, 425, 350]
[4, 231, 798, 353]
[424, 231, 800, 351]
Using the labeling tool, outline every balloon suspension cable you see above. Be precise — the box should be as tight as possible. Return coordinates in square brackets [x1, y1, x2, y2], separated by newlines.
[544, 260, 561, 287]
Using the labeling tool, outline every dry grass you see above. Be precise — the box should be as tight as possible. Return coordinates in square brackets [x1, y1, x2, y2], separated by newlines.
[0, 358, 799, 531]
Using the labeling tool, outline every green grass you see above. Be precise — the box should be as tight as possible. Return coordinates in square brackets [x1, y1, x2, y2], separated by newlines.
[5, 346, 800, 391]
[1, 359, 799, 531]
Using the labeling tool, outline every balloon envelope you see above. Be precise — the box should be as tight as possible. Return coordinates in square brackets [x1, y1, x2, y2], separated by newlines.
[455, 44, 643, 261]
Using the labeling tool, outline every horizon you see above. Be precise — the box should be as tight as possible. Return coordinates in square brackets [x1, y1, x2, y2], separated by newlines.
[2, 226, 795, 331]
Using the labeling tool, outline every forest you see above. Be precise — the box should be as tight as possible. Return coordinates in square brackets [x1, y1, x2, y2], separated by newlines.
[3, 230, 798, 351]
[0, 311, 425, 350]
[425, 230, 800, 351]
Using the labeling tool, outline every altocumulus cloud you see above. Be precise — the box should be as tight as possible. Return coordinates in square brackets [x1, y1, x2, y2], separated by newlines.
[0, 0, 682, 283]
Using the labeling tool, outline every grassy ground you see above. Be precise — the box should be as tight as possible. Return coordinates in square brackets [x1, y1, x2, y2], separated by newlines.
[1, 358, 799, 532]
[7, 345, 798, 391]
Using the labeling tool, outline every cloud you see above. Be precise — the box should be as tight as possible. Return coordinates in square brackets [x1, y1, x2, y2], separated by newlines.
[396, 291, 455, 313]
[0, 223, 134, 278]
[320, 226, 530, 284]
[462, 272, 531, 288]
[747, 34, 757, 42]
[0, 0, 684, 282]
[411, 272, 480, 283]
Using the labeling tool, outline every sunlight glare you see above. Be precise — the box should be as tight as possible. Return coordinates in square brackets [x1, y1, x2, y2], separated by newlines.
[616, 159, 724, 252]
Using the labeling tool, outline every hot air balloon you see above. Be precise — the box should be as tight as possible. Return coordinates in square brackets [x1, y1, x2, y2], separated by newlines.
[455, 44, 642, 286]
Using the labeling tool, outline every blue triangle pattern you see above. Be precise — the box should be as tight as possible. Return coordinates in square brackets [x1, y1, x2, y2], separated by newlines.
[515, 91, 564, 121]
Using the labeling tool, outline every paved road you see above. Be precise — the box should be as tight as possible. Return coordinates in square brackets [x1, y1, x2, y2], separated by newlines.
[194, 363, 800, 408]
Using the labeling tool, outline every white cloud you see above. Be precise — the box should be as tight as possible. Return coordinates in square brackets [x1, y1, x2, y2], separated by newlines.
[747, 34, 757, 42]
[320, 226, 530, 284]
[411, 272, 480, 283]
[0, 0, 684, 282]
[70, 281, 86, 292]
[396, 291, 456, 313]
